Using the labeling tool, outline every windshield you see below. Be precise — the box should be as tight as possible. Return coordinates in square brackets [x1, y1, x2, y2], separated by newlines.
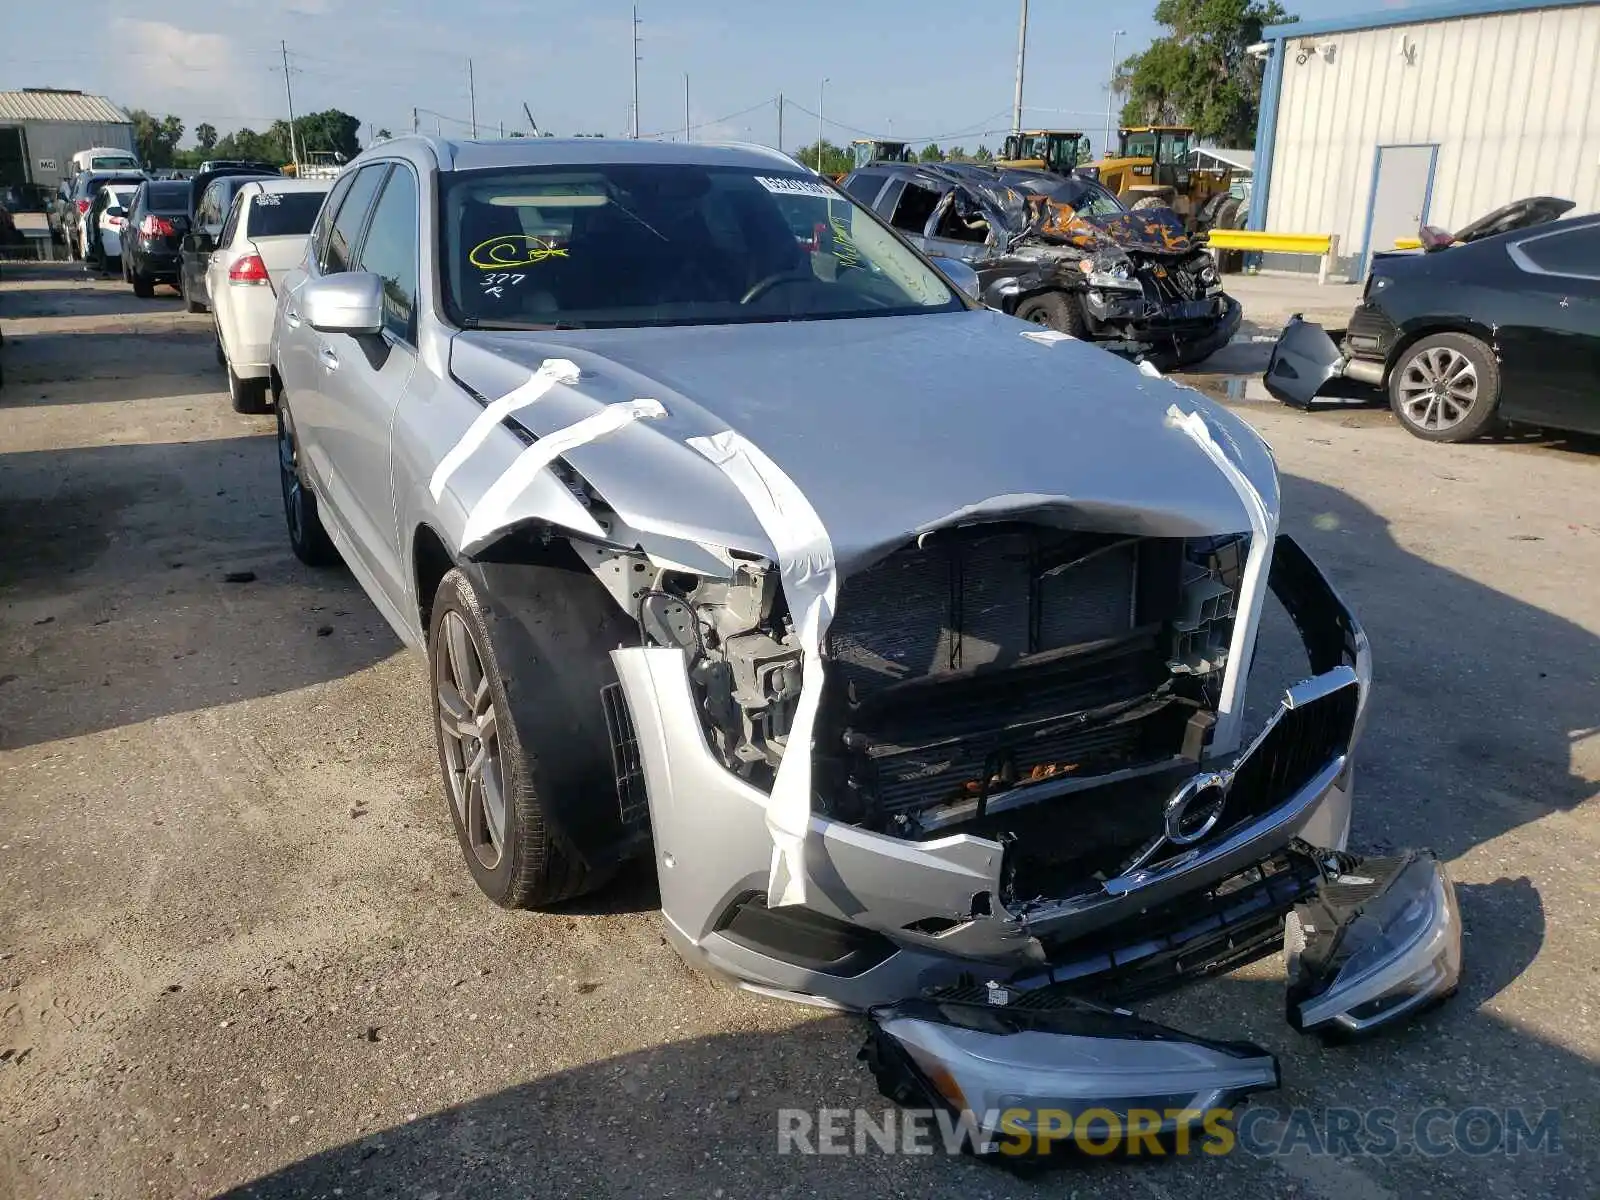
[92, 154, 140, 171]
[147, 182, 190, 213]
[104, 187, 138, 212]
[1121, 132, 1158, 159]
[1158, 134, 1192, 165]
[1021, 174, 1124, 218]
[440, 163, 960, 330]
[246, 190, 327, 236]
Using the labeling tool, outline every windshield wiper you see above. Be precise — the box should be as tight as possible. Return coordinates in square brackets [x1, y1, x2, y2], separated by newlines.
[458, 317, 586, 331]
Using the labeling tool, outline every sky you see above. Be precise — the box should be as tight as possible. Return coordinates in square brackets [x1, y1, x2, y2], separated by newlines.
[3, 0, 1424, 153]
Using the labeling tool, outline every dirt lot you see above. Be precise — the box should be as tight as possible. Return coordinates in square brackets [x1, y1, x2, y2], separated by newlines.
[2, 263, 1597, 1199]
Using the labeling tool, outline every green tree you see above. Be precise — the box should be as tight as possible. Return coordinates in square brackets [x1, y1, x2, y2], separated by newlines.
[917, 143, 944, 162]
[973, 144, 993, 162]
[211, 127, 284, 165]
[126, 109, 186, 167]
[793, 139, 852, 177]
[1117, 0, 1291, 145]
[374, 128, 393, 141]
[194, 122, 218, 152]
[945, 145, 970, 161]
[295, 109, 362, 159]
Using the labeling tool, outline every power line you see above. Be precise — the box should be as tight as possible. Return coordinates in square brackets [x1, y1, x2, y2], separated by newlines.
[637, 97, 776, 141]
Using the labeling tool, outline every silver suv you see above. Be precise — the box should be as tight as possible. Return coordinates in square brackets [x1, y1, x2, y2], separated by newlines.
[271, 136, 1458, 1152]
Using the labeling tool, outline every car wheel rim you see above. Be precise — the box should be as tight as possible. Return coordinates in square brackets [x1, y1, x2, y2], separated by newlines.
[277, 411, 305, 543]
[435, 612, 508, 870]
[1397, 347, 1477, 431]
[1025, 308, 1051, 326]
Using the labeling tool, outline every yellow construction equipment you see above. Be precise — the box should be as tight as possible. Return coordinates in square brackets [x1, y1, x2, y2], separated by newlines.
[1091, 126, 1232, 229]
[995, 130, 1090, 176]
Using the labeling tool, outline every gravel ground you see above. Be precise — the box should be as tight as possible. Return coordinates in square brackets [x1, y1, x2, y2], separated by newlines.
[1, 264, 1596, 1198]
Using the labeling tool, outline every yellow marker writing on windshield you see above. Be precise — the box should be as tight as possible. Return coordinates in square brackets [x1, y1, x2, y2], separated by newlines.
[469, 235, 570, 269]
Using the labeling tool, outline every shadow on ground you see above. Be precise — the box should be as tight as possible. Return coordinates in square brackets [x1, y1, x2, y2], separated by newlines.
[216, 875, 1588, 1200]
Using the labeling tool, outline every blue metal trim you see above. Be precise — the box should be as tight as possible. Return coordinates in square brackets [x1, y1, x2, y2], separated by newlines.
[1247, 37, 1286, 240]
[1265, 0, 1594, 40]
[1356, 143, 1439, 277]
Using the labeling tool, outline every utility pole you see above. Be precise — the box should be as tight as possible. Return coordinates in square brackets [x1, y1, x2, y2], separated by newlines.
[412, 107, 419, 135]
[280, 40, 301, 172]
[523, 102, 539, 137]
[498, 120, 505, 138]
[777, 93, 783, 153]
[468, 58, 478, 138]
[1011, 0, 1028, 135]
[683, 73, 690, 142]
[1104, 29, 1126, 154]
[818, 77, 829, 172]
[631, 5, 641, 138]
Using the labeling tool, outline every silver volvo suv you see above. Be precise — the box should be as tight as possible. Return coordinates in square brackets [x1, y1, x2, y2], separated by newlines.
[270, 135, 1460, 1154]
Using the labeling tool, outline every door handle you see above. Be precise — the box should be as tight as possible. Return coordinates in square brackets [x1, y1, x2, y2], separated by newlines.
[284, 307, 301, 329]
[318, 344, 340, 372]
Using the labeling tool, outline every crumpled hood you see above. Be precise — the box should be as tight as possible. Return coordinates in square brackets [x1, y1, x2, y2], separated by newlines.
[449, 308, 1274, 575]
[1018, 196, 1194, 256]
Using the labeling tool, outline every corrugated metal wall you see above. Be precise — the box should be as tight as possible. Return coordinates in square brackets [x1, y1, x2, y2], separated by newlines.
[1, 121, 137, 188]
[1266, 4, 1600, 263]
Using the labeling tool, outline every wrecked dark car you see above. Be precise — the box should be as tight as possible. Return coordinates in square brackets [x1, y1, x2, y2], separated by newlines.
[840, 162, 1240, 371]
[1266, 201, 1600, 443]
[271, 137, 1460, 1156]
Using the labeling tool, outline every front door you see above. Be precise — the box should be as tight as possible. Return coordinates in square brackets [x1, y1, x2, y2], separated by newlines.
[1361, 144, 1437, 275]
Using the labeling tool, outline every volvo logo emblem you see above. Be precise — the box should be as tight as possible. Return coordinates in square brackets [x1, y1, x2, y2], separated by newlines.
[1165, 772, 1229, 845]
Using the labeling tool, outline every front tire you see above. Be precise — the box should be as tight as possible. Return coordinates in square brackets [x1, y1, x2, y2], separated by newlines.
[429, 563, 627, 909]
[276, 401, 339, 566]
[131, 270, 154, 298]
[1015, 290, 1087, 338]
[1387, 332, 1502, 443]
[181, 272, 206, 314]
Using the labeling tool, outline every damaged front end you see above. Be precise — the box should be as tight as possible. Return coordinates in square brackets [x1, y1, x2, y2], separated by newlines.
[991, 194, 1239, 369]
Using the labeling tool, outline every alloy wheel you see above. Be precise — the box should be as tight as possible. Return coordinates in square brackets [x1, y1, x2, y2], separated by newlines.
[277, 409, 306, 544]
[435, 612, 508, 870]
[1396, 346, 1478, 432]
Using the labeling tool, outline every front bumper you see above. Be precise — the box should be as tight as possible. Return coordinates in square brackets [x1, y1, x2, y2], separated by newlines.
[862, 847, 1461, 1157]
[612, 532, 1371, 1012]
[1264, 316, 1386, 408]
[1084, 292, 1242, 371]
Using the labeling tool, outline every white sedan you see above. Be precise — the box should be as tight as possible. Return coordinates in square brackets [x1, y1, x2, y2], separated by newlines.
[204, 178, 333, 413]
[89, 183, 140, 265]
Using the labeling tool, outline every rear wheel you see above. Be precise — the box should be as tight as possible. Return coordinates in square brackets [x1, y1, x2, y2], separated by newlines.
[131, 270, 154, 299]
[1387, 332, 1502, 443]
[428, 564, 623, 908]
[1015, 290, 1086, 338]
[276, 401, 339, 566]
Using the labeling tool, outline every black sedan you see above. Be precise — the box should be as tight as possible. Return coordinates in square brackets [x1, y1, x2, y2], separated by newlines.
[121, 179, 192, 297]
[1265, 200, 1599, 442]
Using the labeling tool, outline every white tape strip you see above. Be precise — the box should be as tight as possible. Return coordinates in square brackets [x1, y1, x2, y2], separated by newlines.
[1022, 328, 1075, 345]
[430, 358, 581, 501]
[1166, 403, 1279, 753]
[687, 430, 837, 909]
[460, 399, 667, 551]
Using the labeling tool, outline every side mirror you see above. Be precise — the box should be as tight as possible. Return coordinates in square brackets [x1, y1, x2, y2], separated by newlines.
[927, 255, 981, 303]
[301, 271, 385, 335]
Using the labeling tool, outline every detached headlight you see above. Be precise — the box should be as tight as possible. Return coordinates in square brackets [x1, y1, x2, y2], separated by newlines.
[1286, 849, 1462, 1037]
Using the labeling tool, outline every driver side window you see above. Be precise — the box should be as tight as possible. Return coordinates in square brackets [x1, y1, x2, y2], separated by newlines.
[890, 182, 942, 235]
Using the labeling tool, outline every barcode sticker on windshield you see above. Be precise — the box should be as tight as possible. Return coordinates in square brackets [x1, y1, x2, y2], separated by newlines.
[754, 176, 834, 198]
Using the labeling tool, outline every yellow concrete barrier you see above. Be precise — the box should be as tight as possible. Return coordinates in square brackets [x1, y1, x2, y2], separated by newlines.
[1393, 237, 1422, 249]
[1204, 229, 1342, 284]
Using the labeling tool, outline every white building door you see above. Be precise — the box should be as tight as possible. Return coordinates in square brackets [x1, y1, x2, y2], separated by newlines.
[1362, 144, 1438, 275]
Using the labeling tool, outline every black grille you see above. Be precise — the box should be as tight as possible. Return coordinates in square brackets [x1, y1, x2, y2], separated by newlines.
[822, 526, 1192, 824]
[601, 683, 649, 828]
[839, 636, 1192, 820]
[1223, 676, 1360, 829]
[827, 527, 1181, 698]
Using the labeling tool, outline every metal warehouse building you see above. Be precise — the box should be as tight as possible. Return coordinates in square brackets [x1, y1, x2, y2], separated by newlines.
[0, 89, 134, 191]
[1248, 0, 1600, 277]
